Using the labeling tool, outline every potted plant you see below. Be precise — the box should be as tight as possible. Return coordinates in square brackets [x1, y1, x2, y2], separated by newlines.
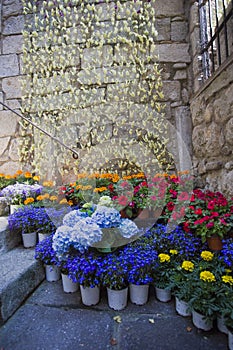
[68, 251, 102, 306]
[151, 252, 176, 302]
[35, 235, 61, 282]
[8, 205, 44, 247]
[171, 260, 195, 316]
[1, 183, 42, 213]
[123, 242, 157, 305]
[101, 251, 129, 310]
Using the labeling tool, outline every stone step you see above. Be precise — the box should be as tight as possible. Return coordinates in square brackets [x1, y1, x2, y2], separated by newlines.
[0, 247, 45, 325]
[0, 217, 21, 253]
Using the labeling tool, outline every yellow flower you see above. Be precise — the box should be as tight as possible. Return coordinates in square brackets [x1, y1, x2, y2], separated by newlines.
[68, 200, 73, 206]
[59, 198, 68, 204]
[5, 175, 13, 179]
[33, 175, 40, 181]
[200, 271, 216, 282]
[0, 173, 4, 177]
[181, 261, 194, 272]
[43, 180, 54, 187]
[201, 250, 214, 261]
[49, 195, 58, 201]
[43, 193, 50, 199]
[170, 249, 178, 255]
[222, 275, 233, 285]
[24, 197, 35, 205]
[15, 170, 23, 175]
[76, 185, 82, 190]
[225, 269, 232, 274]
[158, 253, 170, 263]
[36, 195, 44, 201]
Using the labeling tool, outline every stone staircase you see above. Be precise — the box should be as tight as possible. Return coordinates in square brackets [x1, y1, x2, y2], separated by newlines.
[0, 199, 45, 325]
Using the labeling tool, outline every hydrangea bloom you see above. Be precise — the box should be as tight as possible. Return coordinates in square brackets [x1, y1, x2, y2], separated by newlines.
[1, 183, 42, 204]
[91, 205, 121, 228]
[62, 209, 88, 226]
[118, 219, 139, 238]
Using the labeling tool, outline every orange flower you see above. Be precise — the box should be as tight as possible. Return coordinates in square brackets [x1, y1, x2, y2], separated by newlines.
[43, 193, 50, 199]
[24, 172, 32, 178]
[15, 170, 23, 175]
[0, 173, 4, 177]
[68, 200, 73, 206]
[94, 187, 108, 192]
[36, 195, 44, 201]
[5, 175, 13, 179]
[33, 175, 40, 181]
[24, 197, 35, 205]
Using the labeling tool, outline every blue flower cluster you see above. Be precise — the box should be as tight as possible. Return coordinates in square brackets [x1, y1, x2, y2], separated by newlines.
[35, 235, 59, 265]
[219, 238, 233, 267]
[52, 205, 140, 257]
[91, 206, 121, 228]
[8, 205, 67, 234]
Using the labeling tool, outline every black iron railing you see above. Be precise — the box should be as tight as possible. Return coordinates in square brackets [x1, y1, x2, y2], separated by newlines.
[198, 0, 233, 80]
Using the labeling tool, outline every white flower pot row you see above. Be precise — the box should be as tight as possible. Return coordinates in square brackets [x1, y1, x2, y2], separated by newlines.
[21, 232, 51, 248]
[44, 265, 233, 346]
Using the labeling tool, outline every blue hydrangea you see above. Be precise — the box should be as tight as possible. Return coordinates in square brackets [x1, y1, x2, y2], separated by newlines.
[119, 219, 139, 238]
[91, 205, 121, 228]
[62, 209, 88, 227]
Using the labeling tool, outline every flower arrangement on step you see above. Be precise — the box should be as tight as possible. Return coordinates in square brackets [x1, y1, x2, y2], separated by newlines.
[52, 203, 141, 257]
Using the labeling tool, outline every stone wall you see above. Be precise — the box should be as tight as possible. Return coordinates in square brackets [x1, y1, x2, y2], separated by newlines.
[0, 0, 192, 176]
[189, 0, 233, 197]
[0, 0, 23, 174]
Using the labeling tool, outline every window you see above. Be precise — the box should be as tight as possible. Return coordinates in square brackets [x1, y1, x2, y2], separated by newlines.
[198, 0, 233, 80]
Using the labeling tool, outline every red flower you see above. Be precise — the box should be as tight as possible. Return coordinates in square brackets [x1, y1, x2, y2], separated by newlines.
[169, 189, 177, 198]
[108, 184, 114, 192]
[167, 202, 175, 211]
[206, 222, 214, 229]
[207, 201, 215, 210]
[183, 222, 190, 232]
[194, 208, 202, 215]
[117, 195, 129, 206]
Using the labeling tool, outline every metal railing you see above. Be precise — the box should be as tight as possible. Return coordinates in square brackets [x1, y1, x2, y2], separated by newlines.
[198, 0, 233, 80]
[0, 101, 79, 159]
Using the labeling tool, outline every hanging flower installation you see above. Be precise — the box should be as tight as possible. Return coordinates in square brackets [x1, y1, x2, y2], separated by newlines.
[21, 0, 174, 182]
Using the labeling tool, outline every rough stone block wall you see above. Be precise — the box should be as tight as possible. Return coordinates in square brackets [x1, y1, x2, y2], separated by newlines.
[0, 0, 23, 174]
[0, 0, 192, 175]
[189, 0, 233, 198]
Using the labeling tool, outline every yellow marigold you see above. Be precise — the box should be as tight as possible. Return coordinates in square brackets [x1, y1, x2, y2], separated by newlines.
[24, 197, 35, 205]
[43, 193, 50, 199]
[225, 269, 232, 274]
[200, 271, 216, 282]
[77, 173, 87, 179]
[43, 181, 54, 187]
[0, 173, 4, 177]
[68, 200, 73, 206]
[49, 195, 58, 201]
[76, 185, 82, 190]
[222, 275, 233, 285]
[15, 170, 23, 175]
[24, 172, 32, 178]
[5, 175, 13, 179]
[82, 185, 92, 190]
[112, 174, 120, 182]
[170, 249, 178, 255]
[201, 250, 214, 261]
[59, 198, 68, 204]
[181, 261, 194, 272]
[33, 176, 40, 181]
[158, 253, 170, 263]
[94, 187, 107, 192]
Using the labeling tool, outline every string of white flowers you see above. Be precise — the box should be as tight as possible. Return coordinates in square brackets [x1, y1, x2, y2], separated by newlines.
[21, 0, 174, 179]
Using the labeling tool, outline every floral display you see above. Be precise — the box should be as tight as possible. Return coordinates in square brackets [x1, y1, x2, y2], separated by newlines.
[0, 183, 42, 205]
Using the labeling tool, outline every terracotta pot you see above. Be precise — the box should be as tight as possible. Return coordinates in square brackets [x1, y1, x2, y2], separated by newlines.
[207, 235, 223, 251]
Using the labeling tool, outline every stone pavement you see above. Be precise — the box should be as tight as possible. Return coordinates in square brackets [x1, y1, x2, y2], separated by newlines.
[0, 280, 228, 350]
